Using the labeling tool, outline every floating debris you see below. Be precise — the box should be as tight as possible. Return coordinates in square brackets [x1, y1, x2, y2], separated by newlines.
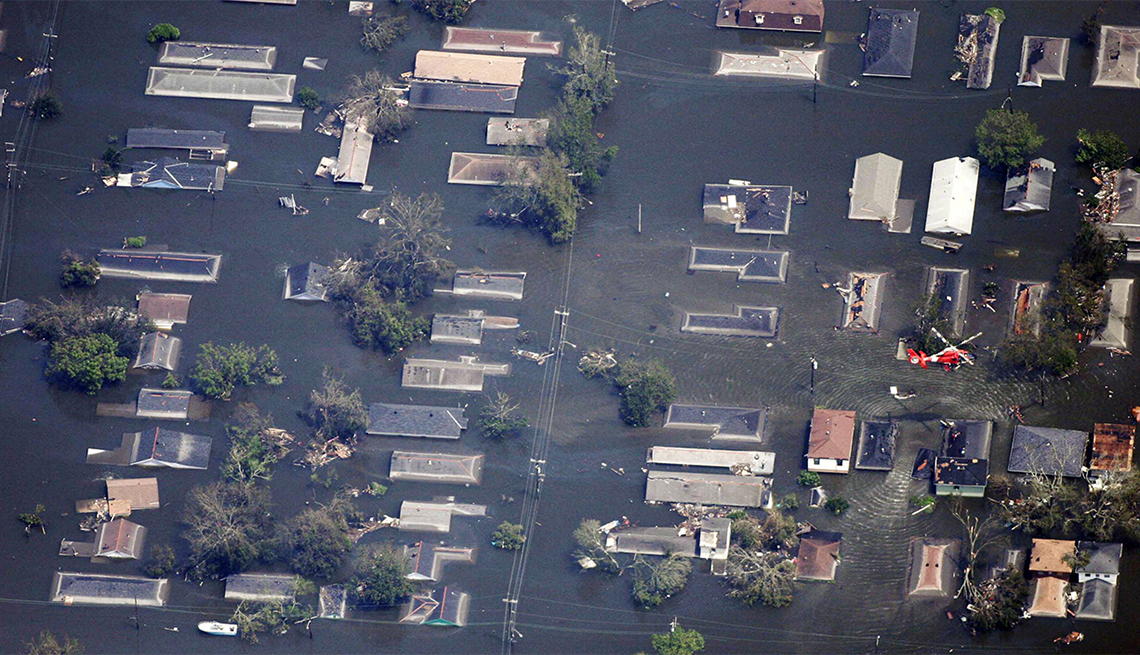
[278, 194, 308, 215]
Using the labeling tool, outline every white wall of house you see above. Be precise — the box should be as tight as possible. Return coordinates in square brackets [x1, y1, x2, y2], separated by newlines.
[1077, 572, 1118, 585]
[806, 457, 849, 473]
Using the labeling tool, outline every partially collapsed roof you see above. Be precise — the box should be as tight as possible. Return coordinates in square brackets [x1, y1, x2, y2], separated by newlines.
[122, 157, 226, 191]
[1004, 158, 1054, 213]
[1090, 423, 1135, 473]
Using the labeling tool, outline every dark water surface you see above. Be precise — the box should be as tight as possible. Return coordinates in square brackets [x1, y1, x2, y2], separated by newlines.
[1, 0, 1139, 653]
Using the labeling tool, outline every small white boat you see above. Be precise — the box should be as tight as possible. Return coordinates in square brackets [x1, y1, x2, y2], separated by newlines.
[198, 621, 238, 637]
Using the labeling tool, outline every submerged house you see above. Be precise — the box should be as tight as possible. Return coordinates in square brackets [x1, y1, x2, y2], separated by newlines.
[50, 572, 169, 607]
[404, 542, 476, 582]
[1095, 168, 1140, 242]
[408, 79, 518, 114]
[713, 49, 823, 80]
[136, 388, 192, 420]
[934, 419, 993, 497]
[1018, 36, 1070, 87]
[103, 478, 161, 512]
[646, 446, 775, 475]
[795, 530, 841, 581]
[1089, 423, 1135, 483]
[137, 292, 191, 329]
[688, 247, 789, 283]
[118, 157, 226, 191]
[0, 298, 28, 336]
[367, 403, 468, 439]
[145, 67, 296, 102]
[906, 537, 959, 597]
[854, 419, 898, 471]
[133, 332, 182, 371]
[442, 27, 562, 57]
[1004, 158, 1054, 212]
[398, 500, 487, 533]
[841, 272, 886, 333]
[1008, 425, 1088, 478]
[402, 356, 509, 392]
[60, 518, 147, 560]
[156, 42, 277, 70]
[86, 427, 212, 470]
[389, 451, 484, 485]
[848, 153, 905, 224]
[449, 270, 526, 300]
[924, 267, 970, 336]
[415, 50, 525, 87]
[1091, 25, 1140, 89]
[225, 573, 298, 602]
[96, 250, 221, 283]
[806, 409, 856, 474]
[702, 182, 792, 234]
[663, 404, 767, 442]
[400, 587, 469, 627]
[863, 8, 919, 78]
[1027, 538, 1074, 618]
[924, 157, 979, 235]
[609, 517, 733, 575]
[486, 117, 549, 147]
[283, 262, 331, 301]
[1008, 281, 1048, 337]
[1089, 278, 1134, 349]
[959, 12, 1001, 90]
[431, 311, 486, 345]
[125, 128, 228, 159]
[249, 105, 304, 131]
[682, 305, 780, 338]
[714, 0, 824, 32]
[645, 471, 771, 508]
[335, 122, 374, 185]
[447, 152, 537, 186]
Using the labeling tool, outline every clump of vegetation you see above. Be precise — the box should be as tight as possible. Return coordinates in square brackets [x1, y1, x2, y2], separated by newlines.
[296, 86, 322, 111]
[222, 404, 291, 484]
[572, 518, 620, 572]
[188, 342, 284, 400]
[304, 369, 368, 442]
[732, 510, 797, 552]
[578, 348, 617, 377]
[650, 625, 705, 655]
[824, 496, 850, 516]
[146, 23, 180, 43]
[277, 498, 355, 578]
[967, 572, 1029, 632]
[351, 545, 415, 608]
[975, 108, 1045, 170]
[909, 495, 936, 514]
[778, 493, 799, 512]
[360, 14, 408, 53]
[1076, 128, 1131, 171]
[491, 521, 526, 550]
[998, 222, 1125, 376]
[554, 27, 618, 114]
[908, 293, 957, 355]
[993, 469, 1140, 541]
[411, 0, 473, 23]
[490, 150, 582, 243]
[725, 511, 798, 608]
[142, 544, 177, 578]
[59, 251, 100, 288]
[632, 553, 691, 608]
[18, 504, 47, 534]
[479, 392, 529, 439]
[25, 631, 83, 655]
[25, 297, 152, 357]
[340, 70, 412, 142]
[123, 235, 146, 248]
[102, 147, 122, 170]
[796, 471, 821, 487]
[29, 91, 62, 120]
[341, 287, 429, 352]
[183, 481, 274, 579]
[231, 600, 310, 644]
[161, 372, 180, 389]
[983, 7, 1005, 22]
[47, 333, 128, 394]
[547, 95, 618, 192]
[613, 358, 676, 427]
[366, 481, 388, 496]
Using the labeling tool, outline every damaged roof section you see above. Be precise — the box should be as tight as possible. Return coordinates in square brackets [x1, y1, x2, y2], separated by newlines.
[1004, 158, 1054, 213]
[1008, 280, 1047, 337]
[841, 272, 886, 333]
[1092, 25, 1140, 89]
[663, 404, 767, 442]
[1089, 278, 1134, 349]
[1090, 423, 1135, 474]
[855, 419, 898, 471]
[688, 247, 789, 283]
[958, 13, 1001, 90]
[703, 182, 792, 234]
[1018, 36, 1069, 87]
[925, 267, 970, 336]
[118, 157, 226, 191]
[0, 298, 28, 336]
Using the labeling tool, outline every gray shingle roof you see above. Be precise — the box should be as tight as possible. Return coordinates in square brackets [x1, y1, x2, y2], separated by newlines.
[1077, 541, 1122, 576]
[863, 8, 918, 78]
[1075, 578, 1117, 621]
[1008, 425, 1089, 477]
[367, 403, 468, 439]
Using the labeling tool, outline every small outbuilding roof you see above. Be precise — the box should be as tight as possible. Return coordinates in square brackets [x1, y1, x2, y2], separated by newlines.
[137, 292, 191, 328]
[862, 8, 919, 78]
[284, 262, 331, 301]
[415, 50, 525, 87]
[807, 409, 856, 460]
[133, 332, 182, 371]
[849, 153, 903, 222]
[225, 573, 298, 602]
[1008, 425, 1089, 478]
[663, 404, 766, 442]
[1090, 423, 1135, 473]
[645, 471, 770, 507]
[367, 403, 468, 439]
[1029, 538, 1076, 574]
[1004, 158, 1054, 213]
[389, 451, 484, 485]
[796, 530, 841, 581]
[924, 157, 979, 235]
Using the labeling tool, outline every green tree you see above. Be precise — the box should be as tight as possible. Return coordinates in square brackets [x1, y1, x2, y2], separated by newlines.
[188, 342, 284, 400]
[183, 482, 273, 579]
[342, 287, 429, 352]
[779, 493, 799, 511]
[632, 553, 691, 608]
[102, 147, 122, 170]
[731, 511, 797, 552]
[492, 521, 526, 550]
[410, 0, 474, 23]
[25, 297, 152, 358]
[25, 631, 82, 655]
[796, 470, 821, 487]
[975, 108, 1045, 170]
[46, 333, 127, 394]
[360, 14, 407, 53]
[29, 91, 62, 120]
[341, 71, 412, 142]
[824, 496, 850, 515]
[479, 392, 529, 439]
[614, 359, 676, 427]
[573, 518, 620, 572]
[547, 95, 618, 191]
[231, 600, 309, 644]
[59, 251, 99, 288]
[296, 86, 321, 111]
[277, 501, 354, 578]
[146, 23, 180, 43]
[651, 625, 705, 655]
[351, 545, 415, 607]
[123, 235, 146, 248]
[1076, 128, 1131, 170]
[554, 28, 618, 113]
[142, 544, 177, 578]
[491, 150, 582, 243]
[305, 370, 368, 442]
[222, 404, 289, 484]
[725, 547, 796, 607]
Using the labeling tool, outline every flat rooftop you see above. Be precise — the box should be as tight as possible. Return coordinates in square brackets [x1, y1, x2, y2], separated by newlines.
[647, 446, 774, 474]
[145, 67, 295, 103]
[389, 450, 484, 485]
[645, 470, 770, 507]
[682, 306, 779, 338]
[688, 247, 789, 283]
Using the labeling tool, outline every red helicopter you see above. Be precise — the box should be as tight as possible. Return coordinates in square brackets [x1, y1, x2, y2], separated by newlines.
[907, 328, 982, 370]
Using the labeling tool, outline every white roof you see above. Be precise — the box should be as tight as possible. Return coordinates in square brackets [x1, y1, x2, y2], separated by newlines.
[849, 153, 903, 221]
[924, 157, 979, 235]
[414, 50, 526, 87]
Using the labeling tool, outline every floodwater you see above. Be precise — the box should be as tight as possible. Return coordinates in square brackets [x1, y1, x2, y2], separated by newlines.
[0, 0, 1138, 653]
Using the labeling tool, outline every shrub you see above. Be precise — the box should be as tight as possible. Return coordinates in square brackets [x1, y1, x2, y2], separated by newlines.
[491, 521, 526, 550]
[824, 496, 850, 516]
[277, 502, 354, 578]
[1076, 128, 1131, 170]
[161, 372, 180, 389]
[340, 71, 412, 142]
[614, 359, 676, 427]
[304, 370, 368, 442]
[779, 493, 799, 511]
[146, 23, 180, 44]
[25, 631, 82, 655]
[360, 14, 407, 53]
[296, 86, 321, 111]
[410, 0, 474, 23]
[124, 236, 146, 248]
[47, 333, 127, 394]
[59, 251, 99, 288]
[632, 553, 691, 608]
[29, 91, 62, 120]
[222, 404, 287, 484]
[142, 544, 177, 578]
[102, 147, 122, 169]
[975, 108, 1045, 170]
[188, 342, 284, 400]
[796, 471, 821, 487]
[351, 545, 415, 607]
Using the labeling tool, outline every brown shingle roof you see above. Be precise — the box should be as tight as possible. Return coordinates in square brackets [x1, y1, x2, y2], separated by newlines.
[1090, 423, 1135, 472]
[1027, 574, 1068, 617]
[1029, 538, 1076, 574]
[807, 409, 856, 460]
[795, 533, 841, 580]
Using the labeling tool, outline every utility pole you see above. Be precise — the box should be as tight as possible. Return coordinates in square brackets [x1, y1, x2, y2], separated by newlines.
[637, 203, 642, 233]
[812, 73, 818, 104]
[670, 616, 678, 633]
[810, 355, 818, 394]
